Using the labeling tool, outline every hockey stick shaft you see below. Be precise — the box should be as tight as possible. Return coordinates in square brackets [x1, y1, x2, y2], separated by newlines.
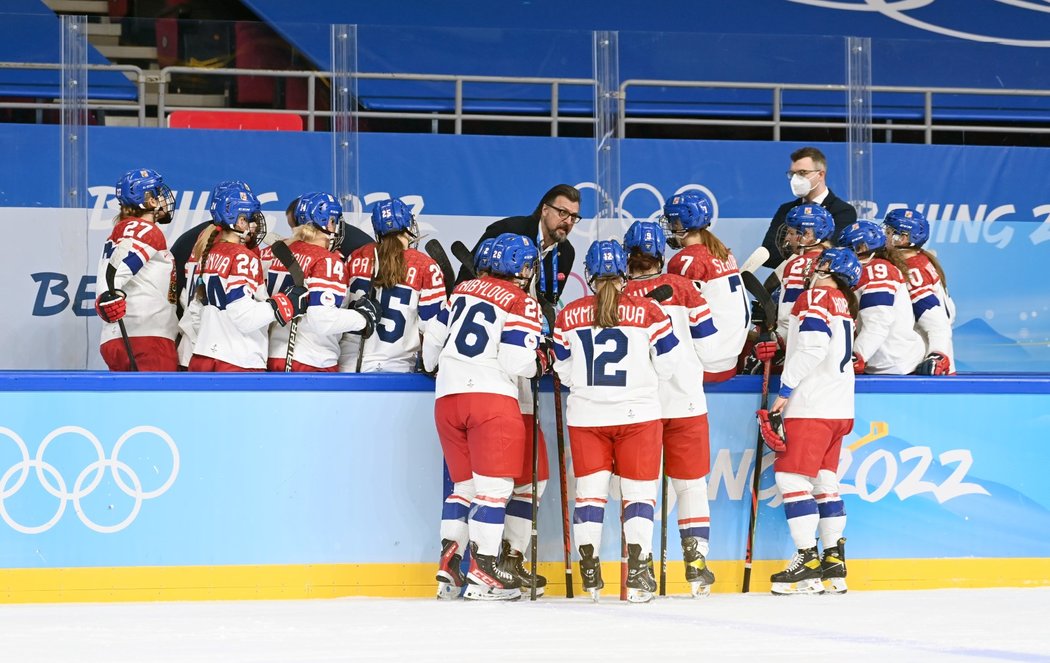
[105, 264, 138, 372]
[620, 498, 628, 601]
[529, 372, 541, 602]
[659, 459, 668, 596]
[269, 241, 306, 373]
[742, 357, 771, 593]
[450, 240, 476, 280]
[552, 373, 574, 598]
[424, 239, 457, 298]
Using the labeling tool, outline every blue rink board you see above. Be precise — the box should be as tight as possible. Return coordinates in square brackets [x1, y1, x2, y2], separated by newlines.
[0, 372, 1047, 570]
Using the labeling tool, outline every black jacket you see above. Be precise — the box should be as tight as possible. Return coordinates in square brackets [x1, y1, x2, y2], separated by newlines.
[456, 214, 575, 305]
[761, 189, 857, 268]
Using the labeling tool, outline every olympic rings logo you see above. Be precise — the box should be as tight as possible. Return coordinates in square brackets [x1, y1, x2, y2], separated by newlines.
[0, 426, 179, 534]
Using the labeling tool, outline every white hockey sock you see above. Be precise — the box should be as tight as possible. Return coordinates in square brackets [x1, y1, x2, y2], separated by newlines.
[671, 476, 710, 556]
[573, 470, 611, 553]
[776, 471, 818, 550]
[503, 479, 547, 555]
[814, 469, 847, 548]
[621, 477, 658, 557]
[440, 479, 474, 554]
[468, 474, 513, 557]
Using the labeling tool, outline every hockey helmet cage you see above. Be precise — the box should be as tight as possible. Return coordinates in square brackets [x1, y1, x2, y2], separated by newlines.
[814, 247, 862, 288]
[116, 168, 176, 223]
[883, 208, 929, 247]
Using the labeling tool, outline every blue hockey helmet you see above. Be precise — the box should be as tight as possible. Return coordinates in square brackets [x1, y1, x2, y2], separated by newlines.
[209, 180, 251, 219]
[785, 204, 834, 242]
[296, 192, 344, 250]
[838, 219, 886, 254]
[662, 191, 713, 232]
[814, 247, 862, 288]
[370, 198, 418, 239]
[883, 208, 929, 247]
[585, 239, 628, 284]
[623, 220, 666, 261]
[115, 168, 176, 223]
[474, 237, 498, 274]
[213, 187, 263, 242]
[489, 233, 539, 279]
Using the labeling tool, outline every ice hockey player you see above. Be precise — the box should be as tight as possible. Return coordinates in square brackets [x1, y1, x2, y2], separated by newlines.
[758, 247, 860, 595]
[553, 239, 680, 603]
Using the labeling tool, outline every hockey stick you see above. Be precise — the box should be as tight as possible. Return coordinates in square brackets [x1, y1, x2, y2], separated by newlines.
[620, 498, 628, 601]
[105, 264, 138, 372]
[740, 269, 777, 593]
[424, 239, 456, 298]
[539, 299, 573, 599]
[450, 240, 476, 279]
[529, 367, 541, 602]
[643, 283, 673, 303]
[269, 241, 306, 373]
[659, 458, 668, 596]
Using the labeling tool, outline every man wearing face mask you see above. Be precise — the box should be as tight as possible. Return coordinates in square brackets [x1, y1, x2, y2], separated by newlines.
[457, 184, 580, 307]
[760, 147, 857, 270]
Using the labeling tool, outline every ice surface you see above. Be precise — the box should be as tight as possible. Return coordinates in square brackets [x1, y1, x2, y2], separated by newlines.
[1, 587, 1048, 662]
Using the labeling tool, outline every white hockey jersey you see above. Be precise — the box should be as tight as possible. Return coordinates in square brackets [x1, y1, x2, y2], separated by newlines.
[904, 252, 956, 372]
[666, 244, 749, 373]
[267, 240, 370, 369]
[423, 276, 542, 398]
[553, 292, 680, 427]
[781, 286, 856, 420]
[342, 243, 447, 373]
[624, 273, 718, 419]
[96, 217, 177, 346]
[193, 241, 274, 369]
[776, 247, 823, 338]
[853, 257, 926, 374]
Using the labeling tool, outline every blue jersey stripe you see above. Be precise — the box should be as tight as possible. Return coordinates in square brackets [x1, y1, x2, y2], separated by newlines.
[500, 329, 532, 348]
[799, 317, 831, 335]
[783, 287, 803, 304]
[418, 301, 441, 321]
[122, 252, 144, 275]
[912, 294, 940, 318]
[691, 318, 717, 339]
[860, 291, 894, 308]
[654, 330, 680, 356]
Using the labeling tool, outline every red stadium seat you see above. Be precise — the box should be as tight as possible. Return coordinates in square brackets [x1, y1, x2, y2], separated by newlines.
[167, 110, 302, 131]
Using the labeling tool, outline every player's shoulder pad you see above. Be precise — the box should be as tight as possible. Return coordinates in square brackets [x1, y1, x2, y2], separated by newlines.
[346, 242, 377, 275]
[114, 217, 169, 251]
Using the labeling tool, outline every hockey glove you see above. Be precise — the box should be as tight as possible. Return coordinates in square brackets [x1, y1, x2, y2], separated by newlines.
[95, 289, 127, 323]
[917, 351, 951, 376]
[756, 408, 787, 452]
[753, 331, 779, 363]
[269, 285, 309, 326]
[351, 296, 382, 338]
[535, 345, 553, 376]
[852, 352, 866, 374]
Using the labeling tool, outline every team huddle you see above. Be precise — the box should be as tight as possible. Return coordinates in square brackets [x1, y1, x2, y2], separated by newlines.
[94, 169, 956, 602]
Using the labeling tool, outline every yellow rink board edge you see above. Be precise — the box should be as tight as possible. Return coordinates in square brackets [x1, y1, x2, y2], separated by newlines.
[2, 559, 1049, 603]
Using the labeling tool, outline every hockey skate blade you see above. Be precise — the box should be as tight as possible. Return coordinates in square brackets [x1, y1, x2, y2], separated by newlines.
[626, 588, 655, 604]
[823, 578, 848, 594]
[771, 578, 825, 596]
[463, 585, 522, 601]
[436, 582, 462, 600]
[689, 582, 712, 598]
[586, 587, 601, 602]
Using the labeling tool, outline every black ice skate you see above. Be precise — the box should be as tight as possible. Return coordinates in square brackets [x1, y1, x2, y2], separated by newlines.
[682, 536, 716, 598]
[820, 537, 848, 594]
[770, 546, 824, 595]
[435, 538, 465, 600]
[625, 543, 657, 604]
[463, 542, 521, 601]
[578, 544, 604, 602]
[501, 540, 547, 597]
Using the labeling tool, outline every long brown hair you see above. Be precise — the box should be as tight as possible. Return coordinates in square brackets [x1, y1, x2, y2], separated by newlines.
[873, 244, 910, 279]
[192, 225, 221, 304]
[594, 277, 622, 328]
[374, 234, 406, 290]
[626, 250, 661, 276]
[918, 248, 949, 290]
[688, 228, 729, 261]
[828, 275, 860, 321]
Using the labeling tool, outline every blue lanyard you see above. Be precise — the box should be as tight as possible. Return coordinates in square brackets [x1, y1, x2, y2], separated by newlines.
[537, 228, 559, 302]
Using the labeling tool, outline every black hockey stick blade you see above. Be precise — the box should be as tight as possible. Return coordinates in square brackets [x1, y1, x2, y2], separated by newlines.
[741, 270, 777, 333]
[644, 284, 674, 303]
[424, 239, 456, 297]
[270, 240, 306, 288]
[450, 240, 477, 280]
[105, 263, 138, 372]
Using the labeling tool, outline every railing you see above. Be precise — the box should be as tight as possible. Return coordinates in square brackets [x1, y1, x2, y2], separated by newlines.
[2, 61, 1049, 143]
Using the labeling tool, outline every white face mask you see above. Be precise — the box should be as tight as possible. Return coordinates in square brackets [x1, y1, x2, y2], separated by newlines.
[790, 173, 813, 198]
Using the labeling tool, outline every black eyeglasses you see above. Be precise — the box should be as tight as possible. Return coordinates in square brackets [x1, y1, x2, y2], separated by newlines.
[545, 203, 582, 223]
[785, 169, 823, 179]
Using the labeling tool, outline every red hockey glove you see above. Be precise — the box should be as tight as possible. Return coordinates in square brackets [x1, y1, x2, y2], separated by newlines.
[754, 338, 779, 362]
[535, 345, 553, 376]
[917, 352, 951, 376]
[756, 408, 786, 452]
[269, 285, 309, 326]
[95, 289, 127, 323]
[852, 352, 866, 374]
